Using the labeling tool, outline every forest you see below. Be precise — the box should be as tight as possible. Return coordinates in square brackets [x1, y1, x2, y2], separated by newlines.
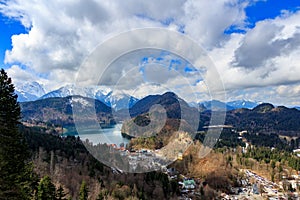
[1, 68, 300, 199]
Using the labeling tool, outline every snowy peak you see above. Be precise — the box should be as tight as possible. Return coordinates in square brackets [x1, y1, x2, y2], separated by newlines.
[189, 99, 260, 111]
[15, 82, 261, 111]
[201, 100, 234, 111]
[40, 84, 111, 99]
[105, 92, 139, 111]
[40, 85, 139, 110]
[227, 99, 259, 109]
[15, 82, 46, 102]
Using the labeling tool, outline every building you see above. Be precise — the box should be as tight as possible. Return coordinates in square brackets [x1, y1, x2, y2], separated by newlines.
[183, 179, 196, 190]
[177, 152, 183, 160]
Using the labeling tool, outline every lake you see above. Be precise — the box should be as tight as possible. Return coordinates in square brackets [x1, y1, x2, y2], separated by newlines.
[64, 124, 130, 147]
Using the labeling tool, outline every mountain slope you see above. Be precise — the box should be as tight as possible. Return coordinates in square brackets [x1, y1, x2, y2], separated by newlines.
[40, 85, 138, 110]
[16, 82, 46, 102]
[21, 96, 114, 127]
[189, 100, 259, 111]
[225, 103, 300, 136]
[129, 92, 197, 120]
[122, 92, 199, 139]
[227, 100, 259, 109]
[200, 100, 234, 111]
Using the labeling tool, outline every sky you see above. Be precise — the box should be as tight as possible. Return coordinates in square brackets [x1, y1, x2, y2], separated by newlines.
[0, 0, 300, 106]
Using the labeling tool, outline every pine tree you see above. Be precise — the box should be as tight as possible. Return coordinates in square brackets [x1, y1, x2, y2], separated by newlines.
[79, 181, 88, 200]
[0, 69, 34, 199]
[37, 176, 56, 200]
[56, 185, 66, 200]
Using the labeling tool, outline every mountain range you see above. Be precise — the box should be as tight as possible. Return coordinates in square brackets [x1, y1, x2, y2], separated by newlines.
[16, 83, 138, 111]
[20, 91, 300, 137]
[15, 82, 265, 111]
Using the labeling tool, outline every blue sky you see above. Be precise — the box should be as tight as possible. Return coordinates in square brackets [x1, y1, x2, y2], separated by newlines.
[0, 0, 300, 105]
[246, 0, 300, 25]
[0, 14, 27, 68]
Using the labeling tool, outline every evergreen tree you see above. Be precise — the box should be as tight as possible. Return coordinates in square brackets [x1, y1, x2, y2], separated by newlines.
[37, 176, 56, 200]
[79, 181, 88, 200]
[271, 160, 276, 169]
[0, 69, 34, 199]
[56, 185, 66, 200]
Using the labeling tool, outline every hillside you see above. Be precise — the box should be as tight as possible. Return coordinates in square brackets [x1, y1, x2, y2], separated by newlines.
[121, 92, 199, 149]
[20, 95, 115, 127]
[225, 103, 300, 136]
[21, 125, 178, 199]
[127, 92, 198, 129]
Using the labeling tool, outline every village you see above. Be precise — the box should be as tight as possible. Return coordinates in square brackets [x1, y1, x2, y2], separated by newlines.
[106, 129, 300, 200]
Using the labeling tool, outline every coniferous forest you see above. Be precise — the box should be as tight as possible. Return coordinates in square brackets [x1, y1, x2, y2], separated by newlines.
[0, 69, 178, 200]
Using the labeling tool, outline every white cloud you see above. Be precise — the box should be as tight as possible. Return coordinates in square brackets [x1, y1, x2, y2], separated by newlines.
[207, 10, 300, 104]
[233, 14, 300, 69]
[181, 0, 248, 47]
[6, 65, 35, 82]
[6, 65, 49, 89]
[1, 0, 300, 105]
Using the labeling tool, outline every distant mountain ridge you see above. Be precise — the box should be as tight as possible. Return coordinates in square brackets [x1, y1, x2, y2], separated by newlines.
[16, 83, 139, 111]
[227, 99, 260, 109]
[189, 99, 260, 111]
[15, 82, 299, 112]
[19, 91, 300, 137]
[40, 85, 139, 111]
[200, 100, 234, 111]
[15, 82, 46, 102]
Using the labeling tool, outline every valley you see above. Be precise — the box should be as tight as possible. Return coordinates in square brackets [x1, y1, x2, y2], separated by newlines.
[15, 89, 300, 199]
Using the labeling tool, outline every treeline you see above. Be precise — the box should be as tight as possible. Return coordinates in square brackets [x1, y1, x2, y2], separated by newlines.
[240, 146, 300, 171]
[243, 132, 299, 151]
[195, 129, 245, 149]
[20, 125, 87, 158]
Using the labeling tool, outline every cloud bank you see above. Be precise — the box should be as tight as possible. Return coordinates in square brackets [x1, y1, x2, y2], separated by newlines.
[1, 0, 300, 105]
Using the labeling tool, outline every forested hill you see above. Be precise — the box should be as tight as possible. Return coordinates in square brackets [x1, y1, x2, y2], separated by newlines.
[224, 103, 300, 136]
[20, 95, 114, 126]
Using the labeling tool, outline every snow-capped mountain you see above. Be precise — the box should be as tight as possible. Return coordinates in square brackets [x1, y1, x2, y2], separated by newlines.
[294, 106, 300, 111]
[188, 99, 260, 111]
[227, 100, 259, 109]
[40, 84, 111, 99]
[104, 91, 139, 111]
[15, 82, 261, 111]
[200, 100, 234, 111]
[40, 85, 139, 110]
[188, 101, 207, 111]
[15, 82, 46, 102]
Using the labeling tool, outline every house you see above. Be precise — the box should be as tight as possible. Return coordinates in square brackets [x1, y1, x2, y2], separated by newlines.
[183, 179, 196, 189]
[177, 152, 183, 160]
